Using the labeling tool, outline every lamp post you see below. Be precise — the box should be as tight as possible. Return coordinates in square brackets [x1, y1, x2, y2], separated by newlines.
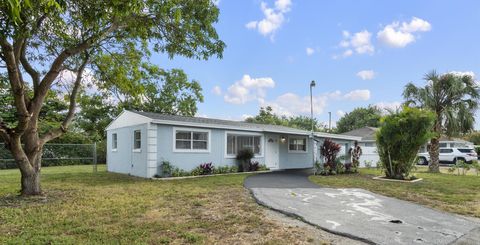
[310, 80, 316, 132]
[310, 80, 316, 171]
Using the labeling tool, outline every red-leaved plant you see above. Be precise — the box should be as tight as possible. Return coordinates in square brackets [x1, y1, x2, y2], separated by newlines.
[199, 162, 214, 175]
[320, 138, 341, 173]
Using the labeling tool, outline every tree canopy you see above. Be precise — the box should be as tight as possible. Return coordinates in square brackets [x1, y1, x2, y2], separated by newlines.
[335, 106, 382, 133]
[245, 106, 328, 132]
[403, 71, 479, 172]
[0, 0, 225, 195]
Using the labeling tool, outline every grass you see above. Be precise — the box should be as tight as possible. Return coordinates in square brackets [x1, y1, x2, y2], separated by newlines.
[309, 167, 480, 218]
[0, 165, 320, 244]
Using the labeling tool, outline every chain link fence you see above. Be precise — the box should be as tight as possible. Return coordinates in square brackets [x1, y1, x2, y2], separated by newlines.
[0, 143, 98, 170]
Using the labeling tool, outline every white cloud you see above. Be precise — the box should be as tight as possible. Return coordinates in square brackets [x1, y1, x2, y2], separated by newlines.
[375, 101, 402, 112]
[356, 70, 376, 80]
[336, 110, 346, 117]
[212, 86, 222, 95]
[377, 17, 431, 48]
[259, 89, 371, 117]
[246, 0, 292, 40]
[224, 75, 275, 104]
[335, 30, 374, 58]
[211, 0, 220, 6]
[306, 47, 315, 56]
[343, 89, 371, 100]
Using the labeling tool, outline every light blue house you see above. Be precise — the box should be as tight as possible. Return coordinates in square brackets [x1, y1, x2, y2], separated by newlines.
[106, 110, 360, 178]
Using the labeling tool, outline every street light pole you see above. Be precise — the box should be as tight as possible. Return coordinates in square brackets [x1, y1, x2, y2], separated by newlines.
[310, 80, 316, 132]
[310, 80, 316, 171]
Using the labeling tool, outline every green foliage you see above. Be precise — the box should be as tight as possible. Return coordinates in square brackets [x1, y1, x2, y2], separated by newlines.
[448, 160, 474, 176]
[245, 106, 327, 132]
[236, 148, 254, 172]
[464, 132, 480, 145]
[472, 160, 480, 176]
[335, 106, 382, 133]
[376, 107, 435, 179]
[160, 161, 173, 177]
[404, 71, 479, 137]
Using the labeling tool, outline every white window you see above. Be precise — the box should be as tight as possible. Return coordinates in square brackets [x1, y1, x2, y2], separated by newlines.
[289, 137, 307, 153]
[174, 128, 210, 152]
[226, 133, 262, 156]
[112, 133, 118, 150]
[133, 130, 141, 151]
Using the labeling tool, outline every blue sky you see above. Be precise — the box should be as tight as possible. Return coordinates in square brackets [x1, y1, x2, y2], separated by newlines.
[154, 0, 480, 127]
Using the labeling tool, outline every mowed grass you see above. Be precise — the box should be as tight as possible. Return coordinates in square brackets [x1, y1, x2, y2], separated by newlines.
[309, 167, 480, 218]
[0, 165, 318, 244]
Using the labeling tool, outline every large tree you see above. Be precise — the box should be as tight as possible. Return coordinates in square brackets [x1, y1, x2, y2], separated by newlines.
[403, 71, 479, 172]
[335, 106, 382, 133]
[0, 0, 224, 195]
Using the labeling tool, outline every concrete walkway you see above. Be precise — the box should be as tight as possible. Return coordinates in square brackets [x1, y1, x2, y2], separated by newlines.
[244, 170, 480, 245]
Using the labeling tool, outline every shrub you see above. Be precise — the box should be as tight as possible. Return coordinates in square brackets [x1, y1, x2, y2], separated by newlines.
[320, 138, 341, 175]
[376, 107, 435, 180]
[257, 164, 268, 171]
[364, 160, 373, 169]
[160, 161, 173, 177]
[248, 161, 260, 171]
[213, 166, 230, 174]
[471, 160, 480, 176]
[198, 162, 214, 175]
[171, 167, 190, 177]
[236, 148, 254, 172]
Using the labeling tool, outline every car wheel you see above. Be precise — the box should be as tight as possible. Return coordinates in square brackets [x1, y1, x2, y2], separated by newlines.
[417, 157, 427, 165]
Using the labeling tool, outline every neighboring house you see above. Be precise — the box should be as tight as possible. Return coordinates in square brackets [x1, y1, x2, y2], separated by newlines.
[106, 110, 360, 178]
[342, 126, 475, 166]
[341, 127, 380, 167]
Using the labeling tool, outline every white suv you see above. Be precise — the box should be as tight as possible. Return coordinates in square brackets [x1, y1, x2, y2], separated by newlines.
[417, 148, 477, 165]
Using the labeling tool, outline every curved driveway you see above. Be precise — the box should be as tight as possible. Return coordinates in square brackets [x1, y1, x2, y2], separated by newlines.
[244, 170, 480, 245]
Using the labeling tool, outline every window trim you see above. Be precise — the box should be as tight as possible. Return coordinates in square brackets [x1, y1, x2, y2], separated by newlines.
[112, 133, 118, 152]
[172, 127, 211, 153]
[133, 129, 142, 152]
[288, 136, 308, 153]
[224, 131, 264, 158]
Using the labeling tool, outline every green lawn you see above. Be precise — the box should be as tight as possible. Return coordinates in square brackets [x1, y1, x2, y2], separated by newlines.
[309, 168, 480, 218]
[0, 165, 319, 244]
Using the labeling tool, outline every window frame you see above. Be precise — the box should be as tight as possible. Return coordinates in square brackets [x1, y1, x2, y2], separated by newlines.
[224, 131, 264, 158]
[288, 136, 308, 153]
[172, 127, 211, 153]
[133, 129, 142, 152]
[112, 133, 118, 151]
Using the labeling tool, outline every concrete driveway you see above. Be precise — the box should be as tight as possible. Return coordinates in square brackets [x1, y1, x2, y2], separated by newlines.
[244, 170, 480, 245]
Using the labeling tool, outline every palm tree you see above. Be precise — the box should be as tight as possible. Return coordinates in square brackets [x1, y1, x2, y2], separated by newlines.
[403, 70, 479, 172]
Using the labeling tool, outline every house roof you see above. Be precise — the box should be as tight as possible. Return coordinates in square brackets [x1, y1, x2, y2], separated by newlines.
[341, 126, 379, 141]
[130, 110, 360, 141]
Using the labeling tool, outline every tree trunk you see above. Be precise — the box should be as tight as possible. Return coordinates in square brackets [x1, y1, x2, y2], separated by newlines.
[20, 168, 41, 195]
[428, 138, 440, 173]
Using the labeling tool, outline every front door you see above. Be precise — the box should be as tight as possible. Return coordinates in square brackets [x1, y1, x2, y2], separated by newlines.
[266, 135, 280, 169]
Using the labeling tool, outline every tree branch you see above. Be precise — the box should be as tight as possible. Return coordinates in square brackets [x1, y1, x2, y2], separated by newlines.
[0, 38, 31, 135]
[31, 22, 121, 117]
[40, 53, 89, 144]
[20, 40, 40, 90]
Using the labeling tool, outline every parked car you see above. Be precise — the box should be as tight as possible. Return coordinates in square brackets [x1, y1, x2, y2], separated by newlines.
[417, 148, 477, 165]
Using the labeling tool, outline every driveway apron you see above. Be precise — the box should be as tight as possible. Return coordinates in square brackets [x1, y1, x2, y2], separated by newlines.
[244, 170, 480, 245]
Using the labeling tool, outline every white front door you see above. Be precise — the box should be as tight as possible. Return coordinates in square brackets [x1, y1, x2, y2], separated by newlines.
[266, 135, 280, 169]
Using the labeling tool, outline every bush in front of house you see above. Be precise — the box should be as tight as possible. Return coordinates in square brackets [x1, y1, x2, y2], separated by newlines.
[376, 107, 435, 180]
[199, 162, 214, 175]
[160, 161, 173, 177]
[236, 148, 254, 172]
[320, 138, 341, 175]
